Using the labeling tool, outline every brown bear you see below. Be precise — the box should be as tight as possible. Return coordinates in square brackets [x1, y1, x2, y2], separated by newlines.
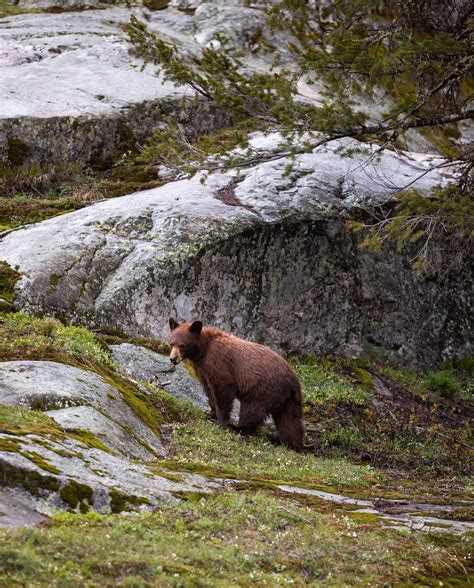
[168, 318, 304, 451]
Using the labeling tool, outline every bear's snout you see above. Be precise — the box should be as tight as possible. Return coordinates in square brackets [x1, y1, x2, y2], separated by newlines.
[169, 347, 182, 365]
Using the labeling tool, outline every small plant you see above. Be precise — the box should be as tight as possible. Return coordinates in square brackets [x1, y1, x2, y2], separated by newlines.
[425, 369, 461, 399]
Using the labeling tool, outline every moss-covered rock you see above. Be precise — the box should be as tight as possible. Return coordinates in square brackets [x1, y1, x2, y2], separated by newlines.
[60, 480, 93, 512]
[0, 262, 20, 310]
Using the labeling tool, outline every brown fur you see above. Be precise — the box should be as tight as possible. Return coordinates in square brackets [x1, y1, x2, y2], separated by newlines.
[168, 318, 304, 451]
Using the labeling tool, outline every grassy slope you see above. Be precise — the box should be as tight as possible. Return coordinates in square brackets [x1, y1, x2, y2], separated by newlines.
[0, 311, 473, 586]
[1, 494, 473, 587]
[0, 161, 163, 233]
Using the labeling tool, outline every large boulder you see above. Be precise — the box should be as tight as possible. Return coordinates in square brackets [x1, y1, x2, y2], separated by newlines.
[0, 7, 229, 166]
[1, 137, 470, 368]
[0, 360, 165, 458]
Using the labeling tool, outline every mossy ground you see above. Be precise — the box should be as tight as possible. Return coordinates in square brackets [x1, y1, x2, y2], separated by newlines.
[0, 491, 472, 587]
[0, 160, 163, 233]
[0, 262, 20, 311]
[291, 355, 473, 479]
[0, 310, 472, 585]
[0, 1, 37, 17]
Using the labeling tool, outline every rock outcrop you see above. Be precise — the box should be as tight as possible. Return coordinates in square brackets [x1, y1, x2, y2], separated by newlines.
[0, 7, 229, 166]
[1, 360, 165, 459]
[3, 1, 463, 166]
[0, 359, 221, 526]
[1, 137, 470, 368]
[110, 342, 209, 409]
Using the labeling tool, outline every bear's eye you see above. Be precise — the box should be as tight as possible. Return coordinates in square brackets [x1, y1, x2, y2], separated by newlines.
[178, 345, 185, 350]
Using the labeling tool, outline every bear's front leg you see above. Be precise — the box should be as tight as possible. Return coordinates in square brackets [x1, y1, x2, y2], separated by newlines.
[197, 372, 218, 420]
[213, 385, 236, 430]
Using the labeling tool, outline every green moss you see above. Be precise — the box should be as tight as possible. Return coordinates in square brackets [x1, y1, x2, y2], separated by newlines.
[0, 0, 38, 16]
[21, 451, 60, 475]
[347, 511, 383, 525]
[60, 480, 93, 512]
[100, 371, 198, 439]
[0, 261, 21, 305]
[444, 126, 462, 139]
[102, 374, 162, 437]
[143, 0, 169, 9]
[426, 369, 461, 399]
[0, 403, 63, 437]
[351, 367, 374, 388]
[420, 127, 459, 158]
[67, 430, 111, 453]
[0, 460, 60, 497]
[145, 465, 184, 483]
[0, 438, 21, 452]
[49, 274, 60, 289]
[7, 139, 29, 167]
[171, 491, 208, 502]
[95, 327, 170, 354]
[291, 356, 371, 405]
[109, 490, 152, 513]
[139, 381, 202, 424]
[0, 403, 110, 455]
[0, 313, 115, 369]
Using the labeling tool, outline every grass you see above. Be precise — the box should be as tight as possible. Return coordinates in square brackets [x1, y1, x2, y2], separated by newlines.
[292, 356, 371, 405]
[0, 312, 116, 369]
[0, 403, 63, 437]
[0, 490, 472, 587]
[0, 262, 21, 312]
[289, 354, 473, 478]
[0, 161, 163, 233]
[0, 0, 37, 17]
[162, 418, 381, 490]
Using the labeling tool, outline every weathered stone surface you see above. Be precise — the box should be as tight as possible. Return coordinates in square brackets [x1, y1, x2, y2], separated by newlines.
[17, 0, 142, 9]
[1, 1, 469, 165]
[0, 8, 229, 166]
[0, 359, 224, 526]
[0, 431, 222, 522]
[1, 138, 470, 368]
[45, 405, 157, 460]
[0, 360, 165, 457]
[109, 342, 209, 409]
[0, 490, 49, 528]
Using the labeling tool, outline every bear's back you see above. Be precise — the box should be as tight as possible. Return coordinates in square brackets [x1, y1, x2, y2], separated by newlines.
[205, 329, 299, 393]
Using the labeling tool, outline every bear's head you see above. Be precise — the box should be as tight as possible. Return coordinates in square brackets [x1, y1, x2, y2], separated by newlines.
[168, 317, 203, 364]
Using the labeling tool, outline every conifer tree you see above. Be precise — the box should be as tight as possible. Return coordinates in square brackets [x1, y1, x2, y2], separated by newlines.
[127, 0, 473, 275]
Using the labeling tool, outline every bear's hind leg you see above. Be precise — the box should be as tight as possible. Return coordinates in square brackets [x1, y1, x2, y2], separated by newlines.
[235, 401, 266, 436]
[273, 398, 304, 451]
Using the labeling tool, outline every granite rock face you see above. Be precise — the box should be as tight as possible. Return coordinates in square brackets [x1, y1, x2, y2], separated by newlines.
[0, 360, 223, 527]
[1, 1, 469, 165]
[0, 360, 165, 458]
[0, 7, 229, 166]
[109, 342, 209, 410]
[1, 137, 470, 368]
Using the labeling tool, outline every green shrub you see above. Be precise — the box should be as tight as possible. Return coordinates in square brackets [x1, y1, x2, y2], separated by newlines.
[426, 370, 461, 399]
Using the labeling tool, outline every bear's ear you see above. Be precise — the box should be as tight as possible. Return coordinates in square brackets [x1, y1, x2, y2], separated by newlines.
[189, 320, 202, 335]
[169, 317, 179, 331]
